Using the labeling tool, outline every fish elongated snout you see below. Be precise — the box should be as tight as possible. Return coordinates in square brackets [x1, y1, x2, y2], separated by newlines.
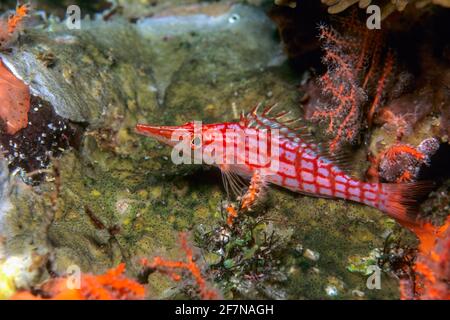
[135, 123, 195, 146]
[135, 124, 161, 137]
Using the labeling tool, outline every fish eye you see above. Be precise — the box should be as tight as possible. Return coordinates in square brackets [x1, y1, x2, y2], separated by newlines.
[191, 136, 201, 147]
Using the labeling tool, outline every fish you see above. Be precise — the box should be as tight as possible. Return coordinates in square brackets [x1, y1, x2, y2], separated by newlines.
[136, 104, 432, 225]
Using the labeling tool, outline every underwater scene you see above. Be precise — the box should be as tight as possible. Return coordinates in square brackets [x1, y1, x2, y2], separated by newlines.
[0, 0, 449, 303]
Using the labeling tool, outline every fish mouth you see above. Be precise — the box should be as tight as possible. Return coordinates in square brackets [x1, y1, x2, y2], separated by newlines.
[135, 123, 193, 144]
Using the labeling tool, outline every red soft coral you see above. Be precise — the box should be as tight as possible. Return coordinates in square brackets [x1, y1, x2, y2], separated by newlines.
[0, 59, 30, 135]
[0, 4, 30, 49]
[141, 232, 219, 300]
[400, 217, 450, 300]
[11, 263, 146, 300]
[306, 17, 394, 153]
[367, 138, 439, 183]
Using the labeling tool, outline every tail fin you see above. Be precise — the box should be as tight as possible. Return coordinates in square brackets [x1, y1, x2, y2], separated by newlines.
[380, 181, 434, 226]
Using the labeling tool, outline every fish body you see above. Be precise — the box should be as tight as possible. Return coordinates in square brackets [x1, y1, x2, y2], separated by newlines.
[259, 131, 386, 211]
[136, 105, 431, 224]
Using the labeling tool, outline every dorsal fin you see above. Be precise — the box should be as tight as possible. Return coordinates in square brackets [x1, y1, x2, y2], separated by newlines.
[243, 103, 315, 143]
[243, 103, 359, 177]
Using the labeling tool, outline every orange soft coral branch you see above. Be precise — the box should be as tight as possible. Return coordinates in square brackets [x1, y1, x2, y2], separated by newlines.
[323, 50, 354, 79]
[410, 218, 449, 255]
[318, 24, 355, 49]
[355, 28, 373, 72]
[240, 170, 264, 211]
[316, 83, 361, 152]
[7, 4, 29, 34]
[92, 263, 146, 299]
[11, 263, 146, 300]
[400, 217, 450, 300]
[362, 32, 383, 89]
[226, 205, 238, 226]
[383, 144, 426, 164]
[367, 50, 394, 128]
[0, 59, 30, 134]
[226, 171, 265, 227]
[0, 3, 30, 49]
[334, 90, 359, 144]
[141, 233, 218, 300]
[367, 142, 428, 183]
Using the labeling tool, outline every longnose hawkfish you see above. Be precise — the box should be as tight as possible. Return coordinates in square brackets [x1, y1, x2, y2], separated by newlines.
[136, 104, 432, 226]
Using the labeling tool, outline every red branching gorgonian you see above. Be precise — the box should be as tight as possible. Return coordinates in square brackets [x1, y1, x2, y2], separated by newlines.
[400, 217, 450, 300]
[141, 232, 219, 300]
[11, 263, 146, 300]
[0, 3, 30, 49]
[310, 19, 394, 153]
